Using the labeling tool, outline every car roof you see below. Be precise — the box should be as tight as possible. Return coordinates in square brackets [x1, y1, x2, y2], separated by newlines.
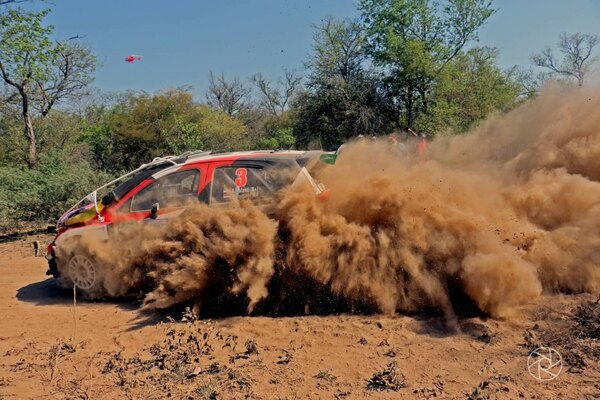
[146, 150, 322, 180]
[179, 150, 320, 166]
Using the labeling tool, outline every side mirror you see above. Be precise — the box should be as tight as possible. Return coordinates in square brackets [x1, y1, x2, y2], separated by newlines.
[149, 203, 159, 220]
[101, 192, 116, 206]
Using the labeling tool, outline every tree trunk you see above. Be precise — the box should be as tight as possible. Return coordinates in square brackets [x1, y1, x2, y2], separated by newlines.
[406, 88, 414, 129]
[20, 90, 37, 168]
[25, 114, 36, 168]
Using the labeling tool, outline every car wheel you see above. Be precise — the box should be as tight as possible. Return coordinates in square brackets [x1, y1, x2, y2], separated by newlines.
[65, 251, 104, 297]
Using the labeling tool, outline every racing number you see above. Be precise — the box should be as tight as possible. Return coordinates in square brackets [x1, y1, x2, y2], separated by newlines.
[235, 168, 247, 187]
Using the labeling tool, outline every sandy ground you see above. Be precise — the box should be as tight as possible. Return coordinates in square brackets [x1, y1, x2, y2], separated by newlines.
[0, 236, 598, 399]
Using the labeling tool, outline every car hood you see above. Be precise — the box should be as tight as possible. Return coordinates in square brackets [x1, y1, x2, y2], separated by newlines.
[58, 203, 105, 227]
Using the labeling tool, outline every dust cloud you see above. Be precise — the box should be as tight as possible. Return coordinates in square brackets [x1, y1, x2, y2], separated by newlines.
[60, 85, 600, 321]
[60, 203, 278, 313]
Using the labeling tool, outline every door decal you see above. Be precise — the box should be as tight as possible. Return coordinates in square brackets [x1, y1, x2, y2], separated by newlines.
[235, 168, 247, 187]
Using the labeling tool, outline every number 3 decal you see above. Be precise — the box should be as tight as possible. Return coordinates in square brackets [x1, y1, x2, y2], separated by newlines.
[235, 168, 247, 187]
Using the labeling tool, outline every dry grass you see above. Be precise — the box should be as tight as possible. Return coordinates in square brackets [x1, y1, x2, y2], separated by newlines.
[366, 362, 407, 392]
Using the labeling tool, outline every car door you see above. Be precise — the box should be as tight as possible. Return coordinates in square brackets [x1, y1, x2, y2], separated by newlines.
[111, 167, 203, 231]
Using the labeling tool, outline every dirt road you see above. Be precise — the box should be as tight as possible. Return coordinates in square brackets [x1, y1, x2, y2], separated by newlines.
[0, 236, 598, 399]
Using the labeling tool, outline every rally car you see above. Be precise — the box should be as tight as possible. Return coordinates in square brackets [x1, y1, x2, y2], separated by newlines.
[46, 150, 330, 294]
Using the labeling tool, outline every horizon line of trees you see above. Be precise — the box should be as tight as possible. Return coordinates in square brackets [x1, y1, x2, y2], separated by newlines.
[0, 0, 598, 231]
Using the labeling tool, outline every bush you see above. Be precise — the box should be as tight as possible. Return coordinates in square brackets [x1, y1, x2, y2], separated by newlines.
[0, 154, 114, 233]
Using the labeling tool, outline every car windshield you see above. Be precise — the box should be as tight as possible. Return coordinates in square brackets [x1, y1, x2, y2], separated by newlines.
[103, 163, 172, 204]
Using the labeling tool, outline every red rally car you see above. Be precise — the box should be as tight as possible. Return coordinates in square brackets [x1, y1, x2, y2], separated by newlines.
[46, 150, 328, 294]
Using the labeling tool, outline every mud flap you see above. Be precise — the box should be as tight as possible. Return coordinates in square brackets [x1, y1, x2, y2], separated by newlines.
[46, 253, 59, 277]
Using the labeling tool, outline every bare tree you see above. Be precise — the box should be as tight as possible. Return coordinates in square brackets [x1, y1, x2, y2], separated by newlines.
[250, 70, 302, 116]
[532, 32, 599, 86]
[205, 71, 250, 116]
[505, 66, 552, 99]
[35, 42, 96, 116]
[0, 0, 29, 6]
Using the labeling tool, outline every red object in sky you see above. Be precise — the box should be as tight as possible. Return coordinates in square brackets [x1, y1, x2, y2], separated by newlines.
[124, 55, 143, 63]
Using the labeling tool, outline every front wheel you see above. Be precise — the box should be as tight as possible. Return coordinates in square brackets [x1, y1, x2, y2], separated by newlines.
[62, 251, 105, 298]
[68, 254, 97, 290]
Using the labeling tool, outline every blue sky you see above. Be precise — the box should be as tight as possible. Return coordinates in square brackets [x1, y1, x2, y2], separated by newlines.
[22, 0, 600, 98]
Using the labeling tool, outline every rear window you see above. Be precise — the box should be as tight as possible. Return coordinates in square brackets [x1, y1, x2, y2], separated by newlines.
[210, 165, 291, 204]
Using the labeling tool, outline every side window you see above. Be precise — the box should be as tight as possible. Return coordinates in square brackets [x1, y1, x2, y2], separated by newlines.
[129, 169, 200, 211]
[210, 166, 287, 204]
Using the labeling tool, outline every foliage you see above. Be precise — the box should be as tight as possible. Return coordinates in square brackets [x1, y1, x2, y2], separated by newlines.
[293, 76, 393, 149]
[254, 114, 296, 149]
[0, 7, 96, 167]
[80, 89, 249, 173]
[306, 16, 367, 84]
[0, 152, 113, 232]
[294, 17, 394, 149]
[192, 104, 249, 151]
[423, 47, 521, 133]
[0, 8, 55, 83]
[359, 0, 495, 133]
[1, 109, 90, 164]
[0, 115, 24, 163]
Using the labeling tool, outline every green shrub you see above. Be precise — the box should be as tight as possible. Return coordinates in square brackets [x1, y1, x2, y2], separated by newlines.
[0, 154, 114, 233]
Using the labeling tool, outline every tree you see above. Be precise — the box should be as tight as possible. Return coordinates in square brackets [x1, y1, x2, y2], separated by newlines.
[306, 16, 367, 85]
[293, 17, 393, 149]
[205, 71, 251, 116]
[293, 79, 393, 149]
[504, 66, 550, 99]
[532, 32, 599, 87]
[192, 105, 249, 152]
[251, 70, 301, 117]
[254, 114, 296, 149]
[37, 42, 96, 116]
[81, 89, 249, 172]
[0, 8, 96, 167]
[426, 47, 520, 133]
[360, 0, 495, 133]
